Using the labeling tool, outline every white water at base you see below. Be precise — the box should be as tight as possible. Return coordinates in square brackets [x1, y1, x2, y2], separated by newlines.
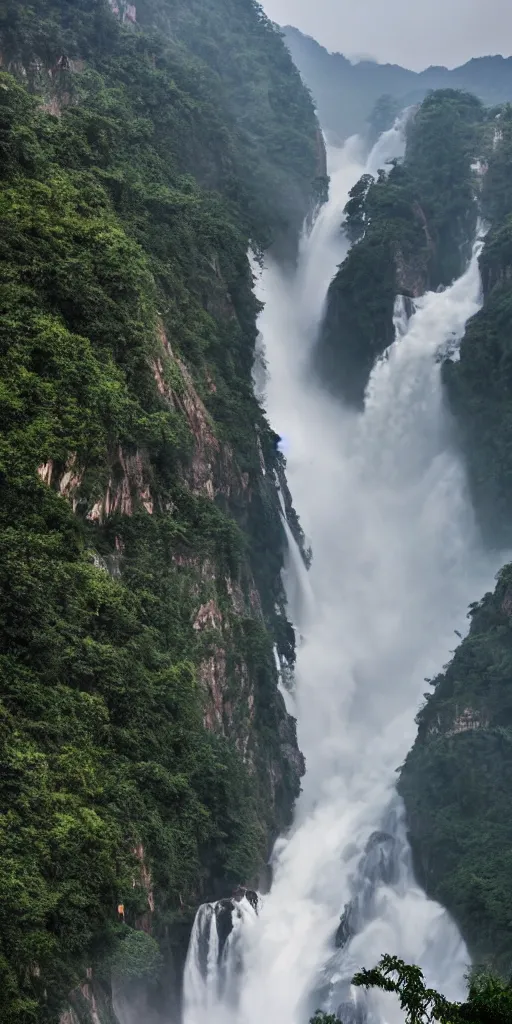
[183, 128, 501, 1024]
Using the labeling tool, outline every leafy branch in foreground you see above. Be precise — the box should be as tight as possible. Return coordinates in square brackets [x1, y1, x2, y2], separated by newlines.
[312, 955, 512, 1024]
[353, 955, 452, 1023]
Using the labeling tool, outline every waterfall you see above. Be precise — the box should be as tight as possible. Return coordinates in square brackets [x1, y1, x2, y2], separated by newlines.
[183, 897, 258, 1024]
[183, 125, 501, 1024]
[277, 487, 315, 633]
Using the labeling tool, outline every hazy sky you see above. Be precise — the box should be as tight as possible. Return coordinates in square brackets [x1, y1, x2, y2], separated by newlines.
[261, 0, 512, 71]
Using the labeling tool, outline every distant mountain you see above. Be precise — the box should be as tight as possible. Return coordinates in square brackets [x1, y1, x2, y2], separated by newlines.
[282, 25, 512, 139]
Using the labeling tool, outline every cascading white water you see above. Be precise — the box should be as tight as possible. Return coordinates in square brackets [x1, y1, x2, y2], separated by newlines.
[183, 899, 258, 1021]
[183, 124, 501, 1024]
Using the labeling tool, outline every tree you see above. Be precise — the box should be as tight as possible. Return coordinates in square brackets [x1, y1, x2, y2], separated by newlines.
[311, 955, 512, 1024]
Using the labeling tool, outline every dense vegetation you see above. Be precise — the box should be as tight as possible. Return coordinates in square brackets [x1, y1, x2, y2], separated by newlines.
[316, 90, 484, 406]
[283, 25, 512, 143]
[399, 564, 512, 972]
[0, 1, 320, 1021]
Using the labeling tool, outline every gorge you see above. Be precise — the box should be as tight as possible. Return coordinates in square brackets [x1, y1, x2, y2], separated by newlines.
[3, 3, 512, 1023]
[180, 124, 504, 1024]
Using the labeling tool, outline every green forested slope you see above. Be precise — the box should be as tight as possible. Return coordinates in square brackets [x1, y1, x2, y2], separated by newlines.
[316, 90, 484, 406]
[0, 1, 320, 1020]
[399, 566, 512, 971]
[134, 0, 328, 252]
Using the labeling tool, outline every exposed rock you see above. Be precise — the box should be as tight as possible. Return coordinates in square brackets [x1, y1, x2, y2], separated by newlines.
[226, 576, 246, 616]
[175, 359, 220, 500]
[108, 0, 137, 24]
[233, 886, 258, 910]
[133, 842, 155, 934]
[38, 448, 154, 522]
[61, 969, 109, 1024]
[151, 355, 173, 401]
[89, 550, 108, 573]
[86, 447, 153, 522]
[206, 370, 217, 394]
[59, 1011, 78, 1024]
[424, 704, 488, 738]
[248, 585, 263, 618]
[200, 649, 228, 732]
[446, 707, 487, 736]
[37, 454, 84, 511]
[214, 898, 236, 950]
[37, 461, 53, 486]
[213, 889, 259, 952]
[193, 600, 223, 633]
[58, 455, 84, 511]
[335, 830, 398, 950]
[152, 321, 240, 502]
[80, 989, 101, 1024]
[41, 94, 62, 117]
[502, 587, 512, 617]
[152, 322, 254, 507]
[394, 245, 429, 298]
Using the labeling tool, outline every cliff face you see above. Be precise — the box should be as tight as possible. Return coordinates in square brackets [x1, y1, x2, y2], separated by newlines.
[0, 2, 319, 1021]
[315, 90, 483, 407]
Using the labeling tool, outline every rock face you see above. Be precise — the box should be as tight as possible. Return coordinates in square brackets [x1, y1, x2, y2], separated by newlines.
[394, 243, 430, 299]
[59, 972, 116, 1024]
[334, 829, 400, 953]
[213, 888, 259, 951]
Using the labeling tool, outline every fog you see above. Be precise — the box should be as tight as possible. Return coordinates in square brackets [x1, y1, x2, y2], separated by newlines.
[261, 0, 512, 71]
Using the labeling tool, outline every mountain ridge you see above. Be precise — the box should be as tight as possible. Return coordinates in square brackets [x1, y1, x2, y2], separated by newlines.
[282, 25, 512, 140]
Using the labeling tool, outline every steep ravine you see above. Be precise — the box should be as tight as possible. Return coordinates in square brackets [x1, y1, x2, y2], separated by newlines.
[0, 1, 321, 1022]
[178, 112, 503, 1024]
[182, 91, 512, 1024]
[4, 3, 512, 1016]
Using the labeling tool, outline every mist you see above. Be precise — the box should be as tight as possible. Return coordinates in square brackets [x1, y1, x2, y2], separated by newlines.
[261, 0, 512, 70]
